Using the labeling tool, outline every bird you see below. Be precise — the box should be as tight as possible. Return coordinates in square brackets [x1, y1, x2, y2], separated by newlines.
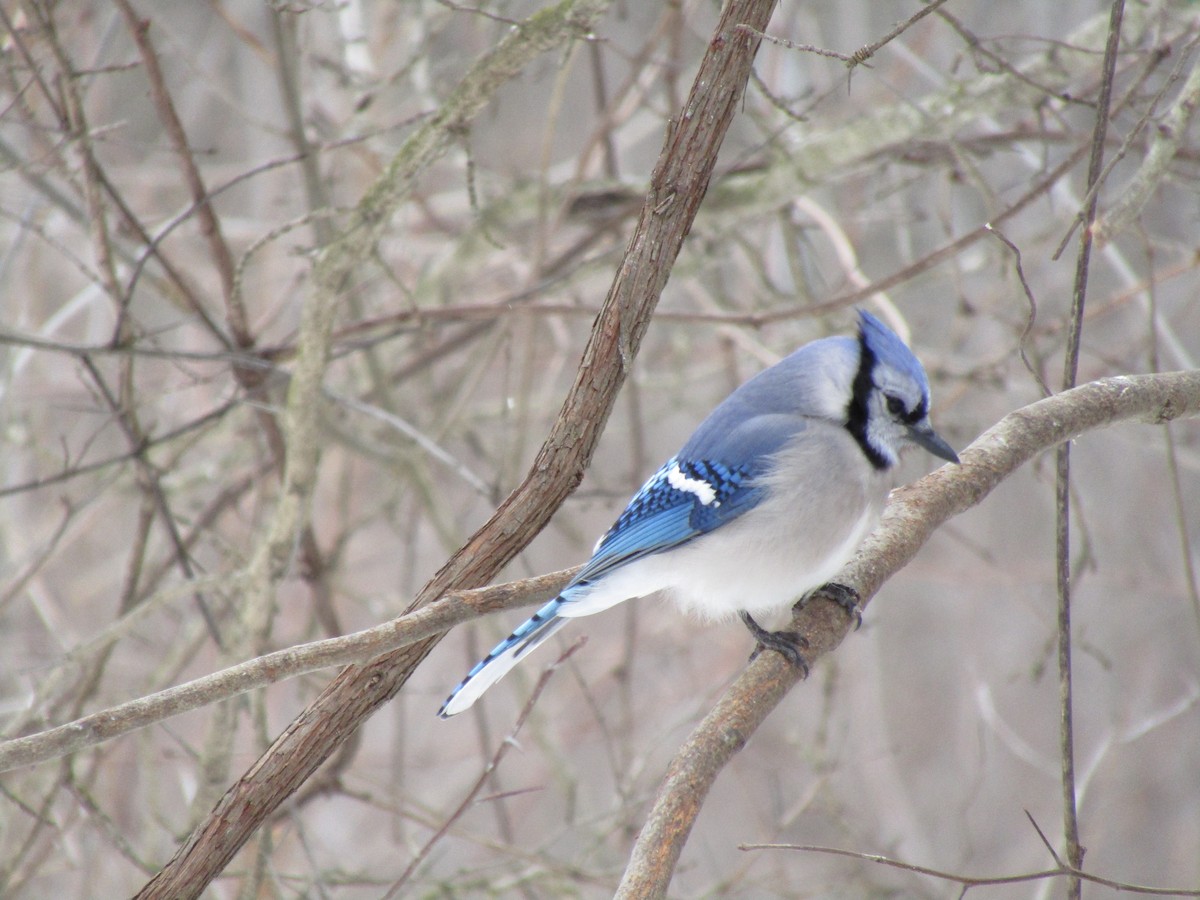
[438, 310, 958, 718]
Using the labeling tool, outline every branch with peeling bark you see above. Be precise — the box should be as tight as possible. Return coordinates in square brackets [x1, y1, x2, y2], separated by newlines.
[615, 368, 1200, 899]
[129, 1, 778, 896]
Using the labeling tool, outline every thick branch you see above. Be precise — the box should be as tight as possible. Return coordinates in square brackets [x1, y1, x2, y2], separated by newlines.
[616, 369, 1200, 899]
[134, 1, 776, 896]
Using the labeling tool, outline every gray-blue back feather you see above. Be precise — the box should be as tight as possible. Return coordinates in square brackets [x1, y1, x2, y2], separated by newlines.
[680, 335, 859, 461]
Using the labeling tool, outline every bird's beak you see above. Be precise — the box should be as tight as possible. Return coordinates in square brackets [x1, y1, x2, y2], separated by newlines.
[908, 422, 959, 464]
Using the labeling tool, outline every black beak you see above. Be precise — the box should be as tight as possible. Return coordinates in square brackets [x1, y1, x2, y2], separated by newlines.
[908, 422, 959, 464]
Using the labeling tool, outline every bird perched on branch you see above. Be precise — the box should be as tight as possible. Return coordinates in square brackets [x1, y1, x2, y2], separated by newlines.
[439, 310, 958, 718]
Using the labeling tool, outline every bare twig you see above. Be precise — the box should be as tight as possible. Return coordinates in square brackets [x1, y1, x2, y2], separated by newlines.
[0, 569, 573, 774]
[113, 0, 245, 344]
[740, 841, 1200, 896]
[733, 25, 855, 64]
[0, 400, 239, 499]
[1055, 5, 1124, 895]
[844, 0, 952, 69]
[78, 356, 223, 645]
[1093, 38, 1200, 245]
[736, 0, 952, 71]
[1051, 40, 1179, 260]
[384, 640, 585, 895]
[986, 225, 1052, 396]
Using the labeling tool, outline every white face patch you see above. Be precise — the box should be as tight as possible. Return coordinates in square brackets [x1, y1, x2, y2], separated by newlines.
[667, 463, 717, 506]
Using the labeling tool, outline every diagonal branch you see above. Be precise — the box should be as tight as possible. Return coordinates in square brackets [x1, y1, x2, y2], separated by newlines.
[134, 0, 777, 895]
[113, 0, 244, 343]
[616, 368, 1200, 899]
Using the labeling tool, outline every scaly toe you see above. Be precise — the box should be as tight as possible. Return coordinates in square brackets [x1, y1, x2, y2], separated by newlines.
[795, 582, 863, 631]
[739, 611, 810, 674]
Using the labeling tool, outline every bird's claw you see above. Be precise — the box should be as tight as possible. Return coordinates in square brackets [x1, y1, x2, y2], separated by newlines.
[795, 582, 862, 630]
[825, 582, 863, 630]
[740, 611, 810, 675]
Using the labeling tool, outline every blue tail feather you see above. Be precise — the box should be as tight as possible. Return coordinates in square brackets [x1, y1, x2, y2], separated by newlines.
[438, 596, 568, 717]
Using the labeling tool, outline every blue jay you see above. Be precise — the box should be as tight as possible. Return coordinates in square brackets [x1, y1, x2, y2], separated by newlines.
[439, 310, 958, 717]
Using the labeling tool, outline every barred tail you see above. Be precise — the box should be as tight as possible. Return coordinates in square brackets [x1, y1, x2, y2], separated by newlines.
[437, 597, 568, 718]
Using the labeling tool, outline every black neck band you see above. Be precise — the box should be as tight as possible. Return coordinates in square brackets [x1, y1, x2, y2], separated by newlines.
[845, 334, 889, 471]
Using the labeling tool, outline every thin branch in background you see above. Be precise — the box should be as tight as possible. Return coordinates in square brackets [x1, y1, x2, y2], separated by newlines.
[1147, 240, 1200, 633]
[737, 0, 956, 126]
[739, 841, 1200, 896]
[383, 640, 584, 897]
[733, 26, 856, 63]
[327, 390, 493, 497]
[0, 5, 67, 122]
[269, 6, 336, 245]
[127, 149, 331, 320]
[587, 39, 620, 179]
[49, 22, 125, 319]
[844, 0, 952, 69]
[1055, 3, 1125, 897]
[0, 501, 73, 615]
[1164, 421, 1200, 630]
[112, 0, 245, 343]
[84, 161, 234, 344]
[738, 0, 954, 70]
[1137, 217, 1200, 638]
[1052, 38, 1185, 259]
[935, 7, 1097, 107]
[0, 398, 238, 499]
[1093, 33, 1200, 245]
[0, 777, 67, 898]
[78, 357, 223, 647]
[434, 0, 523, 28]
[985, 224, 1051, 397]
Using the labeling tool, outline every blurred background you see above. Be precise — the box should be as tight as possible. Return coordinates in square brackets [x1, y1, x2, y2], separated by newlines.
[1, 0, 1197, 896]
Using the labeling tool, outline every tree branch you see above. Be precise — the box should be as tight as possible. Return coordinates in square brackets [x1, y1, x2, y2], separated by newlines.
[133, 0, 776, 895]
[616, 369, 1200, 899]
[0, 569, 573, 773]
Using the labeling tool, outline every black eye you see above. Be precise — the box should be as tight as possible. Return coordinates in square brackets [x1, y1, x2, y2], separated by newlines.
[885, 394, 907, 417]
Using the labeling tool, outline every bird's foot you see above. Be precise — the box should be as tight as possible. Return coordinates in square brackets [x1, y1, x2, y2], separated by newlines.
[796, 582, 862, 630]
[739, 610, 809, 675]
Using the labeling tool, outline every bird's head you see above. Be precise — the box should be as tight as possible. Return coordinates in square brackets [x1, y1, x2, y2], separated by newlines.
[847, 310, 958, 470]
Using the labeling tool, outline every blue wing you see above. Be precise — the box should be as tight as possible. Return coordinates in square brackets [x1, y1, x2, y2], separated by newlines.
[571, 456, 762, 585]
[572, 412, 812, 585]
[438, 414, 811, 716]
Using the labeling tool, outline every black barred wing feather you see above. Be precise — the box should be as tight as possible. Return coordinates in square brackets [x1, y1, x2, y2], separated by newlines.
[575, 457, 763, 583]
